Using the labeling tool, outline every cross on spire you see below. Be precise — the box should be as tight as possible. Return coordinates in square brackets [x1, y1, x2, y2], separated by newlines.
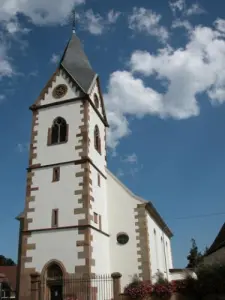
[72, 7, 76, 33]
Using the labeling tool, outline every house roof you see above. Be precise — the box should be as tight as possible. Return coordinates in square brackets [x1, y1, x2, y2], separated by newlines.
[206, 222, 225, 256]
[0, 266, 17, 291]
[59, 33, 97, 94]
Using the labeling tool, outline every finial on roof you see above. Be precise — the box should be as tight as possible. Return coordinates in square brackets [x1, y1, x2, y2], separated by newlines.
[72, 7, 76, 33]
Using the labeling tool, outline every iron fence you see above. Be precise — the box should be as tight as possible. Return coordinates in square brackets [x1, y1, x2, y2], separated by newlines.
[37, 274, 113, 300]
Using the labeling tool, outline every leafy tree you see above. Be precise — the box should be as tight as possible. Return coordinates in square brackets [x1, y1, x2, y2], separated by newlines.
[0, 255, 16, 266]
[186, 238, 203, 268]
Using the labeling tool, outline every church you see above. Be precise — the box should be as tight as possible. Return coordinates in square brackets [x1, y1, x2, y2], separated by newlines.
[16, 29, 174, 300]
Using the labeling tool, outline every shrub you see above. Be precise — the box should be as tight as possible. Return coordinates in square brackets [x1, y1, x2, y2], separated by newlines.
[152, 282, 173, 299]
[196, 264, 225, 296]
[124, 276, 153, 299]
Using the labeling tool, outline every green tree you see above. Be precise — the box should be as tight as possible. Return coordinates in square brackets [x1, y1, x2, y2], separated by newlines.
[186, 238, 203, 268]
[0, 255, 16, 266]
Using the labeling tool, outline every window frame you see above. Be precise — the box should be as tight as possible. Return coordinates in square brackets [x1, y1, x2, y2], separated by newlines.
[52, 167, 60, 182]
[116, 232, 129, 245]
[94, 125, 101, 154]
[47, 117, 69, 146]
[52, 209, 59, 228]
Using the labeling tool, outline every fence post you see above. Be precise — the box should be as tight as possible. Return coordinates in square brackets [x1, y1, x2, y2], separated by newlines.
[111, 273, 122, 300]
[30, 272, 40, 300]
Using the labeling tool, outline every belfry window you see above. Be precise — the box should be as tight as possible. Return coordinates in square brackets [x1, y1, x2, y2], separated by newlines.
[48, 117, 68, 145]
[94, 125, 101, 154]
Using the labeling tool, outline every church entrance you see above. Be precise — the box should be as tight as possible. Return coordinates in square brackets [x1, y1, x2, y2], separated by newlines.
[50, 284, 63, 300]
[46, 263, 63, 300]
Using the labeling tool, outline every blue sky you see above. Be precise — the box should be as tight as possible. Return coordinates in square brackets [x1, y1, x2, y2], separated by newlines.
[0, 0, 225, 268]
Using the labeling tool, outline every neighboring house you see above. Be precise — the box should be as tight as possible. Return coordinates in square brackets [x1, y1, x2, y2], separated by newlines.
[0, 266, 17, 299]
[204, 222, 225, 265]
[16, 29, 177, 300]
[169, 268, 197, 281]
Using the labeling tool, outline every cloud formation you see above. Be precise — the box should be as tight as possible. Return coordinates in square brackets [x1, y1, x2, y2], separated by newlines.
[77, 9, 120, 35]
[128, 7, 169, 43]
[105, 21, 225, 149]
[0, 0, 84, 25]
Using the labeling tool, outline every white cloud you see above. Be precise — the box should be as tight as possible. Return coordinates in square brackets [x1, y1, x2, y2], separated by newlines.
[169, 0, 186, 15]
[0, 0, 84, 25]
[169, 0, 205, 17]
[50, 54, 60, 64]
[0, 45, 13, 79]
[123, 153, 138, 164]
[186, 3, 205, 16]
[105, 71, 162, 148]
[128, 7, 169, 43]
[214, 18, 225, 33]
[172, 19, 192, 31]
[105, 21, 225, 149]
[79, 9, 104, 35]
[5, 19, 30, 34]
[78, 9, 120, 35]
[107, 10, 121, 24]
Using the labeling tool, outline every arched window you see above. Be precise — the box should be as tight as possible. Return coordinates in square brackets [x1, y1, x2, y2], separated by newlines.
[48, 117, 68, 145]
[94, 94, 99, 108]
[94, 125, 101, 154]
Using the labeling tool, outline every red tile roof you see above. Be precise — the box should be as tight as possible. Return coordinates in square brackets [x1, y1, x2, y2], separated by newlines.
[0, 266, 17, 291]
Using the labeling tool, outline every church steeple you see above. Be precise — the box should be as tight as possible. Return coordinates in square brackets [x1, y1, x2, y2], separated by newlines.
[59, 33, 97, 94]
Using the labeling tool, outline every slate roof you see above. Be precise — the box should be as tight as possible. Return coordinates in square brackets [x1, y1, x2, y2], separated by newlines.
[0, 266, 17, 291]
[206, 222, 225, 255]
[60, 33, 97, 94]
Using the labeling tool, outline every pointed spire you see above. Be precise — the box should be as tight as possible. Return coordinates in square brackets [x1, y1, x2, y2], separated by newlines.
[59, 31, 97, 94]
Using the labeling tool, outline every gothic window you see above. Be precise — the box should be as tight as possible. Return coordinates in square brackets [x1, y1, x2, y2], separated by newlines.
[94, 94, 99, 108]
[48, 117, 68, 145]
[94, 125, 101, 154]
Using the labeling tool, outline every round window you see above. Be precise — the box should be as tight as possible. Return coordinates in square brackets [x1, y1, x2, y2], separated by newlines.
[117, 233, 129, 245]
[52, 84, 68, 99]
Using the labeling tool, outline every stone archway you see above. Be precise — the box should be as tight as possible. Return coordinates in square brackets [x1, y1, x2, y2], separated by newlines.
[41, 261, 66, 300]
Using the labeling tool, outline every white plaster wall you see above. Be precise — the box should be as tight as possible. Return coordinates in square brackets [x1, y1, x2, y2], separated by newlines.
[89, 103, 106, 176]
[27, 164, 84, 230]
[147, 215, 173, 281]
[90, 165, 108, 233]
[107, 171, 141, 290]
[89, 165, 110, 274]
[91, 229, 110, 274]
[39, 70, 82, 106]
[32, 101, 82, 166]
[25, 229, 84, 273]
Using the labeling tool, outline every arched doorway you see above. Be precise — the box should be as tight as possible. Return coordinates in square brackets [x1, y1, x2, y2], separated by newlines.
[46, 263, 63, 300]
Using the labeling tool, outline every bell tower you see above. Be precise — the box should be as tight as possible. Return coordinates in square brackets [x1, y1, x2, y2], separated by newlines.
[17, 32, 110, 300]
